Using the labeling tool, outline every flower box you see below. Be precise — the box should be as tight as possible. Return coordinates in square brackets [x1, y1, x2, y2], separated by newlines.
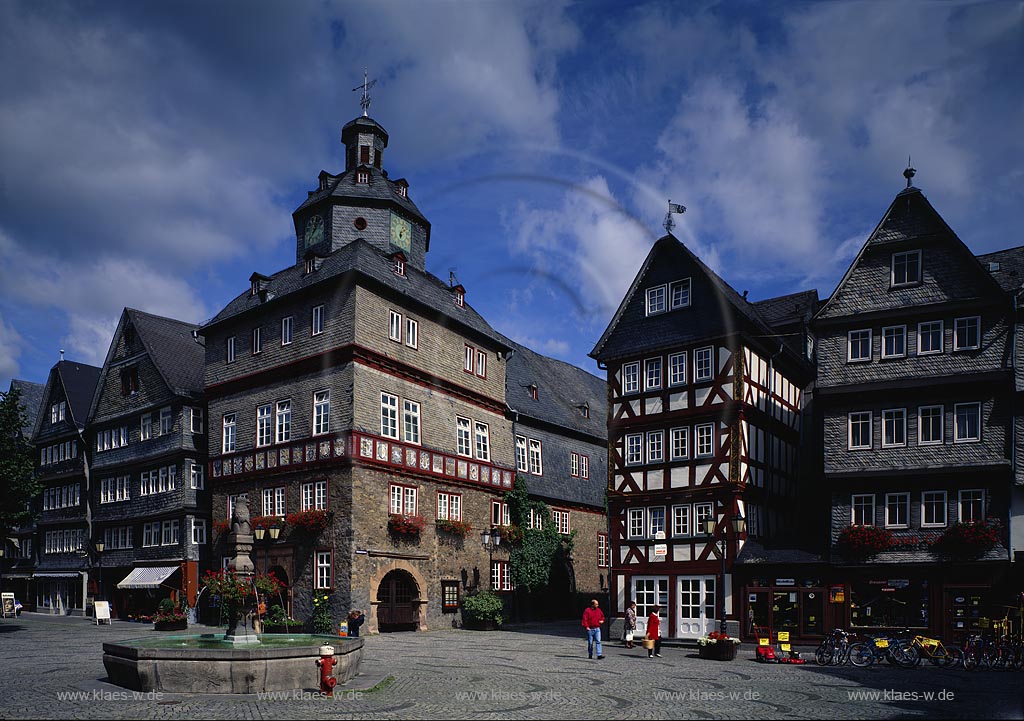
[837, 525, 895, 559]
[435, 518, 472, 537]
[929, 519, 1001, 559]
[285, 510, 330, 535]
[388, 513, 425, 536]
[698, 642, 738, 661]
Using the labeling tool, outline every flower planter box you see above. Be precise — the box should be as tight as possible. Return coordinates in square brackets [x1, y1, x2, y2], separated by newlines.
[698, 642, 738, 661]
[153, 619, 188, 632]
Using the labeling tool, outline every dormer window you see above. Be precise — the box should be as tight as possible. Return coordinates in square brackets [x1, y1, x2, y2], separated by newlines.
[892, 250, 921, 287]
[356, 170, 369, 184]
[396, 179, 409, 198]
[360, 145, 370, 164]
[452, 284, 465, 307]
[580, 402, 590, 419]
[305, 257, 320, 275]
[529, 384, 539, 401]
[646, 285, 666, 315]
[670, 278, 691, 309]
[250, 273, 270, 296]
[393, 253, 406, 277]
[120, 368, 139, 397]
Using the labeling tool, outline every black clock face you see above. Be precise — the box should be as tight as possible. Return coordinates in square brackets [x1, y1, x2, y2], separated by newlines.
[304, 215, 324, 248]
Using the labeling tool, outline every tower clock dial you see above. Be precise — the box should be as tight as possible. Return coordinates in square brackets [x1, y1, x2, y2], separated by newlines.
[304, 214, 324, 248]
[389, 212, 411, 253]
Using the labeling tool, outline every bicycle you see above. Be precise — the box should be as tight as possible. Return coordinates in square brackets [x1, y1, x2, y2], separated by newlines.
[815, 628, 852, 666]
[849, 633, 919, 668]
[898, 630, 963, 668]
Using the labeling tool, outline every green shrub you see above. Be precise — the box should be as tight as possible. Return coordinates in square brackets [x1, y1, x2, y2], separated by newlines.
[158, 598, 176, 615]
[461, 591, 503, 625]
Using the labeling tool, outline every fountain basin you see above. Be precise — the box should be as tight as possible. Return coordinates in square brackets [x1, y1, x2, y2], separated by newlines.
[103, 634, 363, 694]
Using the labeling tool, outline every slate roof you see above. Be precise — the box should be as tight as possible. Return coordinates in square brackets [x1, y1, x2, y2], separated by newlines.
[831, 544, 1009, 566]
[751, 290, 819, 327]
[735, 540, 823, 565]
[977, 246, 1024, 293]
[205, 238, 511, 351]
[8, 379, 44, 436]
[504, 340, 606, 440]
[128, 309, 205, 397]
[58, 361, 102, 425]
[867, 187, 947, 245]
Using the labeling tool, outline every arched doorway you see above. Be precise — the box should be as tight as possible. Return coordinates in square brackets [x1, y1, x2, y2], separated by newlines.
[376, 570, 418, 632]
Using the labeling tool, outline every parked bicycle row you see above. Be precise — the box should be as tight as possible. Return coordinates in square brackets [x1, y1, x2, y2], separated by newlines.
[813, 628, 1024, 670]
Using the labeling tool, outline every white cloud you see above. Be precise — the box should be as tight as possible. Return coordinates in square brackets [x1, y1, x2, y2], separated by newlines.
[0, 315, 24, 381]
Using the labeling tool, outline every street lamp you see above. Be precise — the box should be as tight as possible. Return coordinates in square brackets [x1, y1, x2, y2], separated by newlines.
[703, 513, 746, 635]
[253, 521, 282, 573]
[481, 527, 502, 590]
[94, 540, 104, 601]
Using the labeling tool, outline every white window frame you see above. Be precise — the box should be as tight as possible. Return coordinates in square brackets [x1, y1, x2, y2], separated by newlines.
[580, 454, 589, 479]
[475, 350, 487, 378]
[312, 304, 324, 336]
[491, 500, 510, 526]
[881, 325, 906, 359]
[491, 560, 512, 592]
[406, 318, 418, 349]
[227, 336, 236, 363]
[881, 408, 907, 448]
[160, 407, 172, 436]
[954, 316, 980, 351]
[647, 506, 665, 539]
[313, 390, 330, 436]
[515, 435, 528, 473]
[474, 421, 490, 461]
[892, 249, 922, 287]
[388, 310, 402, 342]
[570, 452, 579, 477]
[276, 400, 291, 443]
[625, 433, 643, 465]
[670, 278, 691, 309]
[921, 490, 947, 528]
[281, 316, 293, 346]
[851, 494, 875, 526]
[672, 504, 691, 537]
[315, 550, 332, 590]
[645, 357, 662, 390]
[464, 345, 475, 373]
[456, 416, 472, 457]
[847, 329, 871, 363]
[403, 399, 420, 445]
[552, 509, 571, 535]
[256, 404, 272, 447]
[694, 347, 714, 382]
[380, 393, 399, 439]
[192, 519, 207, 545]
[252, 326, 262, 355]
[189, 461, 204, 490]
[918, 320, 943, 355]
[669, 352, 686, 386]
[190, 407, 203, 434]
[646, 430, 664, 463]
[528, 438, 543, 475]
[918, 405, 944, 445]
[140, 413, 152, 441]
[694, 502, 714, 532]
[628, 508, 645, 539]
[622, 362, 640, 395]
[437, 492, 462, 521]
[958, 489, 985, 523]
[848, 411, 872, 450]
[954, 402, 981, 443]
[302, 480, 328, 511]
[670, 427, 689, 460]
[884, 492, 910, 529]
[222, 414, 236, 454]
[646, 285, 667, 315]
[695, 423, 714, 458]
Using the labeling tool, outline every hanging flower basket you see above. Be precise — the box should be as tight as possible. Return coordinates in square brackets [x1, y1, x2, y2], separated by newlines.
[388, 513, 425, 537]
[435, 518, 473, 538]
[285, 509, 330, 535]
[836, 525, 895, 560]
[929, 519, 1001, 559]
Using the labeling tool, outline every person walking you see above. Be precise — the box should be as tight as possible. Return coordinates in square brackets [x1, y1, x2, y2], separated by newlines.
[624, 600, 637, 648]
[582, 599, 606, 659]
[646, 605, 662, 658]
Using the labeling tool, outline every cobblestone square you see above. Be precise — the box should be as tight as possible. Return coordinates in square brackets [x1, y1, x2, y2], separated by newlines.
[0, 614, 1020, 719]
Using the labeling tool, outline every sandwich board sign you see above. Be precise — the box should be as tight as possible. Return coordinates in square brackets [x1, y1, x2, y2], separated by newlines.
[94, 601, 111, 625]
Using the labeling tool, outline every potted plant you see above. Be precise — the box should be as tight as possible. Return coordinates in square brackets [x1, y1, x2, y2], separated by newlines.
[388, 513, 425, 537]
[201, 569, 285, 637]
[460, 590, 504, 630]
[152, 598, 188, 631]
[697, 631, 741, 661]
[836, 524, 895, 560]
[435, 518, 473, 538]
[285, 509, 330, 535]
[262, 603, 306, 633]
[929, 519, 1001, 559]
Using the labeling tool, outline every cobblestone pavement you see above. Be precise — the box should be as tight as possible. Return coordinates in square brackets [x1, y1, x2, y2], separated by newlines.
[1, 614, 1021, 719]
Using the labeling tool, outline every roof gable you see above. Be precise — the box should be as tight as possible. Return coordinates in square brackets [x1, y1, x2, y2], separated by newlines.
[32, 360, 101, 440]
[8, 379, 44, 436]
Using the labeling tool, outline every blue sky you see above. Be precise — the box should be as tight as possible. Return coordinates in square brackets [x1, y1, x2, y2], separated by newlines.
[1, 0, 1021, 391]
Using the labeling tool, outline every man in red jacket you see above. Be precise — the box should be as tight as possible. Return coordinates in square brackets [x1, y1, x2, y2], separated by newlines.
[582, 599, 605, 659]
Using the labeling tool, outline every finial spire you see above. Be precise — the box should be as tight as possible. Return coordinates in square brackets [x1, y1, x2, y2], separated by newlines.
[353, 69, 377, 117]
[664, 200, 686, 234]
[903, 156, 916, 189]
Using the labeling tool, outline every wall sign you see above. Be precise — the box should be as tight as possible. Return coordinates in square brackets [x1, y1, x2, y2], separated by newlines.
[775, 578, 795, 587]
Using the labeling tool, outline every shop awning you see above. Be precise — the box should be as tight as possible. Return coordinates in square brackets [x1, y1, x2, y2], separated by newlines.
[117, 566, 179, 589]
[33, 572, 82, 578]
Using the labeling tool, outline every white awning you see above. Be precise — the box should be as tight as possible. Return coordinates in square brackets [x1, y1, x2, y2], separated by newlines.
[33, 572, 82, 578]
[117, 566, 179, 589]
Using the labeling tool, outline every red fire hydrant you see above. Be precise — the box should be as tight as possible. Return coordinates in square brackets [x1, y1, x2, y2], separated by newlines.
[316, 644, 338, 697]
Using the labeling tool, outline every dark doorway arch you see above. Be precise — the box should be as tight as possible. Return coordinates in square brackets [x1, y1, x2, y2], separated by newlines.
[376, 569, 419, 632]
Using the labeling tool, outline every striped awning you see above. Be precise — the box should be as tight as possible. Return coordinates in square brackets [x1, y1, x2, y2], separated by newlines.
[117, 566, 179, 589]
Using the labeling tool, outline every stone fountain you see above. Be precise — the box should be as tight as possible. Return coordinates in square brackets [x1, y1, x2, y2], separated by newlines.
[102, 496, 363, 693]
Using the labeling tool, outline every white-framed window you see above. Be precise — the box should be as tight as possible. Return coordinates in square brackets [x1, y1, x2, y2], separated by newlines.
[848, 329, 871, 362]
[670, 278, 691, 309]
[528, 508, 544, 530]
[646, 285, 666, 315]
[394, 256, 406, 275]
[252, 326, 262, 355]
[158, 407, 172, 436]
[140, 470, 156, 496]
[882, 408, 906, 447]
[104, 527, 132, 550]
[849, 411, 872, 450]
[50, 401, 66, 424]
[491, 500, 510, 526]
[475, 349, 487, 378]
[474, 421, 490, 461]
[456, 416, 472, 457]
[954, 402, 981, 442]
[140, 413, 152, 441]
[189, 461, 204, 490]
[276, 400, 291, 443]
[892, 249, 922, 287]
[625, 433, 643, 465]
[882, 325, 906, 359]
[256, 404, 272, 447]
[390, 484, 418, 515]
[922, 491, 947, 528]
[959, 489, 985, 523]
[528, 439, 543, 475]
[388, 310, 402, 342]
[315, 550, 332, 590]
[622, 362, 640, 395]
[851, 494, 874, 526]
[142, 522, 160, 547]
[694, 347, 714, 382]
[645, 357, 662, 390]
[312, 304, 324, 336]
[918, 320, 943, 355]
[192, 519, 207, 545]
[570, 452, 580, 477]
[491, 560, 512, 592]
[100, 476, 131, 504]
[919, 405, 943, 445]
[227, 336, 236, 363]
[222, 414, 236, 453]
[628, 508, 645, 539]
[647, 507, 665, 538]
[263, 486, 286, 517]
[885, 493, 910, 529]
[647, 431, 664, 463]
[672, 504, 691, 537]
[190, 407, 203, 434]
[552, 509, 571, 535]
[669, 352, 686, 386]
[580, 454, 589, 479]
[515, 435, 528, 472]
[161, 520, 180, 546]
[437, 492, 462, 521]
[695, 423, 714, 457]
[464, 345, 475, 373]
[598, 533, 610, 568]
[670, 427, 689, 460]
[954, 316, 980, 351]
[694, 502, 714, 532]
[406, 318, 418, 349]
[281, 316, 293, 345]
[313, 390, 330, 435]
[380, 392, 399, 439]
[302, 480, 328, 511]
[403, 399, 420, 444]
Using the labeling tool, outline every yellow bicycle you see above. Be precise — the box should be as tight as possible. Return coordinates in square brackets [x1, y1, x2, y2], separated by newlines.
[903, 631, 964, 668]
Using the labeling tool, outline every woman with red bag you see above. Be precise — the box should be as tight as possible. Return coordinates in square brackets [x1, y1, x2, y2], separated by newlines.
[646, 605, 662, 658]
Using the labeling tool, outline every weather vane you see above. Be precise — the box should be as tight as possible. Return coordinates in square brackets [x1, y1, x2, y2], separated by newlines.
[664, 200, 686, 234]
[903, 155, 916, 189]
[353, 69, 377, 117]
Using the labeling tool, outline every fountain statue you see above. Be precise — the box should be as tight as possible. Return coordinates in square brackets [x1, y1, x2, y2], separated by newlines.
[223, 495, 259, 645]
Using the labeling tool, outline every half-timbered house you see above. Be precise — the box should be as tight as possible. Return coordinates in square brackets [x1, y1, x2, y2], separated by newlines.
[591, 234, 815, 639]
